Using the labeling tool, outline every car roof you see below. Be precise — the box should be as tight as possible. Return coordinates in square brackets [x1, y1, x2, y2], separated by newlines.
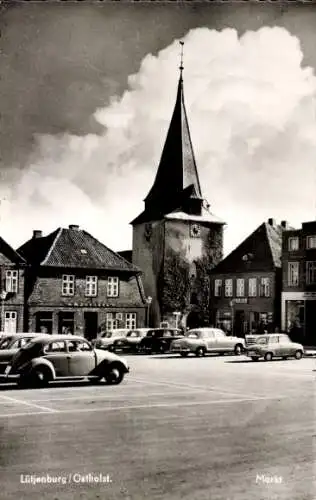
[0, 332, 49, 338]
[30, 335, 87, 343]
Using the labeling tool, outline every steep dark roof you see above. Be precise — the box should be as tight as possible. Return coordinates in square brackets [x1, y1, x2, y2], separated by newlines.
[131, 75, 204, 225]
[117, 250, 133, 263]
[210, 222, 284, 274]
[18, 227, 141, 273]
[0, 236, 26, 265]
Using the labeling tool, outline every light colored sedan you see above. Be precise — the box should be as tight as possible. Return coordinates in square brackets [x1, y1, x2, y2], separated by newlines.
[93, 329, 130, 351]
[245, 334, 304, 361]
[171, 328, 245, 357]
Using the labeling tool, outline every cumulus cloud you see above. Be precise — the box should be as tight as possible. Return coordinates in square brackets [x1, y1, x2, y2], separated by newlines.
[1, 26, 316, 254]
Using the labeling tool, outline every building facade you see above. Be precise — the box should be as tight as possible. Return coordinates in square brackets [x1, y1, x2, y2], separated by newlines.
[18, 225, 146, 338]
[281, 219, 316, 345]
[209, 219, 287, 337]
[0, 237, 26, 333]
[131, 69, 224, 328]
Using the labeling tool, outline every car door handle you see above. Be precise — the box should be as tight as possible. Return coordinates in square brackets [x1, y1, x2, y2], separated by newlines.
[67, 355, 71, 359]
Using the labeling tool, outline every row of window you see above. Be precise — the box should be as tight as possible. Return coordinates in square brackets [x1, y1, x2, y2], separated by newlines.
[214, 278, 271, 298]
[288, 235, 316, 251]
[0, 272, 121, 297]
[288, 261, 316, 286]
[62, 275, 119, 297]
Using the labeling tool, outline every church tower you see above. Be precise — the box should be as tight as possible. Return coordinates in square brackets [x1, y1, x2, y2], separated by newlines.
[131, 43, 225, 328]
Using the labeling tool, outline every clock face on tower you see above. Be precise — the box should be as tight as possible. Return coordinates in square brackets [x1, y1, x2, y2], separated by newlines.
[190, 223, 201, 238]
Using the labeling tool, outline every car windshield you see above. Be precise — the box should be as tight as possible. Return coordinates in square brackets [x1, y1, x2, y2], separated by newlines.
[0, 337, 13, 349]
[102, 332, 113, 338]
[186, 331, 201, 339]
[20, 340, 44, 355]
[126, 331, 138, 337]
[256, 337, 269, 344]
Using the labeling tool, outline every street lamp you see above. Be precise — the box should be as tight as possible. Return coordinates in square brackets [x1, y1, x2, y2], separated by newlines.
[173, 311, 181, 329]
[0, 291, 7, 333]
[146, 296, 152, 327]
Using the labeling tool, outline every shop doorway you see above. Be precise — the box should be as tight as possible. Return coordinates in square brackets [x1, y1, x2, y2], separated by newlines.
[84, 312, 98, 340]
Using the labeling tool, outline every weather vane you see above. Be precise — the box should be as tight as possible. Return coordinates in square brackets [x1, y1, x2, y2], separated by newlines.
[179, 40, 184, 77]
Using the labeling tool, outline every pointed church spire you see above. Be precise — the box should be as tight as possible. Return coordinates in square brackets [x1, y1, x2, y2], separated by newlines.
[179, 40, 184, 80]
[143, 41, 203, 218]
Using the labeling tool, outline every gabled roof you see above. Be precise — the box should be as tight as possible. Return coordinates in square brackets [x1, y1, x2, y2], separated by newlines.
[18, 227, 141, 273]
[210, 221, 284, 275]
[0, 236, 26, 266]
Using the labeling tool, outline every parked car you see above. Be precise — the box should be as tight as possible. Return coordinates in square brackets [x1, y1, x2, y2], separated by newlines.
[171, 328, 245, 357]
[112, 328, 152, 353]
[0, 333, 48, 374]
[138, 328, 184, 354]
[5, 335, 129, 387]
[93, 329, 130, 351]
[245, 333, 304, 361]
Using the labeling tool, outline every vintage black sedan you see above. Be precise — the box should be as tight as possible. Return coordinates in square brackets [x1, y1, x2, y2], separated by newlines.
[138, 328, 184, 354]
[5, 335, 129, 387]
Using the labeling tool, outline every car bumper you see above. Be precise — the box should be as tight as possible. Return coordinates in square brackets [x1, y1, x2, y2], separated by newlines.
[246, 350, 261, 357]
[171, 346, 191, 353]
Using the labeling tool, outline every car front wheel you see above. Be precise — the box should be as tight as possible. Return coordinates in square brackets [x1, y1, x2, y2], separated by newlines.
[234, 344, 243, 355]
[31, 366, 51, 387]
[105, 365, 124, 385]
[264, 352, 273, 362]
[294, 350, 303, 360]
[196, 347, 206, 357]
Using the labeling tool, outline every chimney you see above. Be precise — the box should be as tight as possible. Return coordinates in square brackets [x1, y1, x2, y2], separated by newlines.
[280, 220, 289, 229]
[268, 218, 276, 227]
[69, 224, 79, 230]
[32, 230, 42, 239]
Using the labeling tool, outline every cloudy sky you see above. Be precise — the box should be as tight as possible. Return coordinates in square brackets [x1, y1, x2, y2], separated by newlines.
[0, 2, 316, 255]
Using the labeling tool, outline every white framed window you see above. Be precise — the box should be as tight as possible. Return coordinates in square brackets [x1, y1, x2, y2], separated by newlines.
[107, 276, 119, 297]
[236, 278, 245, 297]
[306, 235, 316, 249]
[288, 262, 299, 286]
[214, 279, 222, 297]
[125, 313, 136, 330]
[85, 276, 98, 297]
[106, 313, 119, 330]
[259, 277, 270, 297]
[224, 279, 233, 297]
[5, 270, 18, 293]
[288, 237, 299, 251]
[62, 275, 75, 296]
[306, 261, 316, 285]
[248, 278, 257, 297]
